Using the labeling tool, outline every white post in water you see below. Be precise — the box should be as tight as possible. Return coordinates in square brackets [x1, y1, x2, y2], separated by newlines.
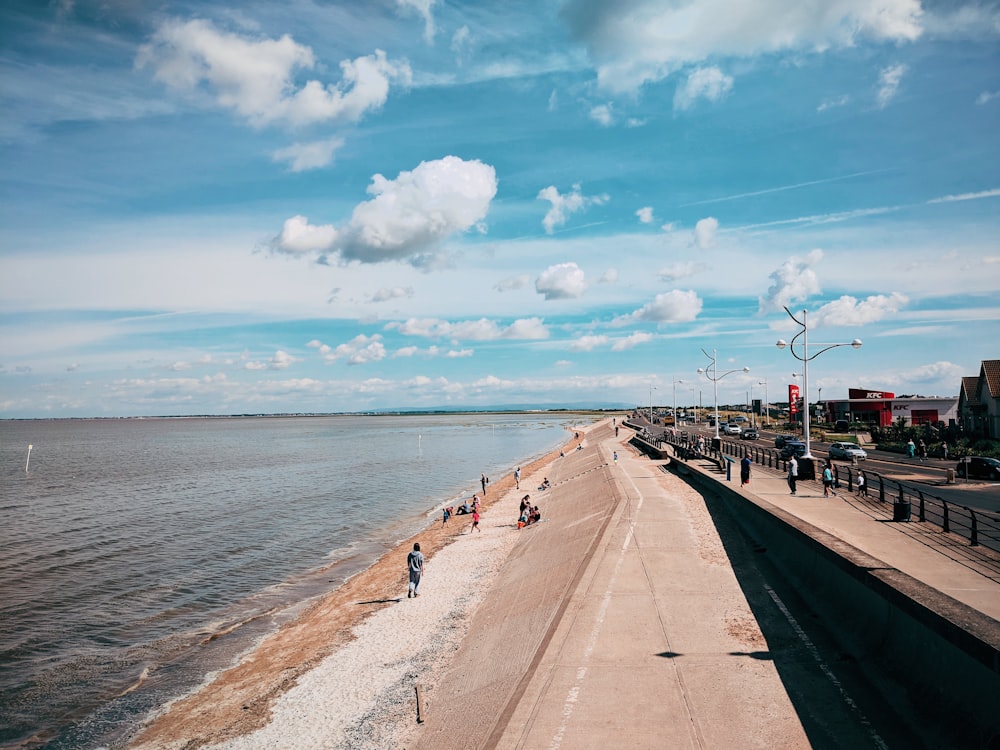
[25, 444, 33, 473]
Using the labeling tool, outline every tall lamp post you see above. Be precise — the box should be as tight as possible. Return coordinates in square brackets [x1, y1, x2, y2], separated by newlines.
[672, 377, 684, 429]
[758, 379, 769, 428]
[776, 307, 862, 459]
[649, 384, 657, 427]
[697, 348, 750, 439]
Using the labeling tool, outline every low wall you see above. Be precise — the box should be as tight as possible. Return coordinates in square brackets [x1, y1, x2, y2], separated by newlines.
[672, 458, 1000, 745]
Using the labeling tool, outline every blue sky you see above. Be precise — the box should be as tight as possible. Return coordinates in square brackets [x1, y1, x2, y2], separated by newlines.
[1, 0, 998, 418]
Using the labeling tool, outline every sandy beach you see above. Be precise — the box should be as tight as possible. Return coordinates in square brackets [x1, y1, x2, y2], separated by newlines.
[128, 421, 596, 749]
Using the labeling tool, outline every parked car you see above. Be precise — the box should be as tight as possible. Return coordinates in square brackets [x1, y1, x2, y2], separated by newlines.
[723, 422, 742, 436]
[780, 441, 807, 459]
[740, 428, 759, 440]
[957, 457, 1000, 480]
[733, 416, 747, 423]
[834, 419, 850, 432]
[773, 434, 795, 448]
[828, 442, 867, 460]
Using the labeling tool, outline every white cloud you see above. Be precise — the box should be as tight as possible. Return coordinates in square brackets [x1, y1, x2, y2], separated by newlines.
[325, 334, 386, 365]
[272, 137, 345, 172]
[271, 156, 497, 264]
[976, 91, 1000, 105]
[611, 332, 653, 351]
[927, 188, 1000, 204]
[694, 217, 718, 249]
[570, 334, 609, 351]
[269, 350, 297, 369]
[818, 94, 850, 112]
[446, 348, 473, 358]
[635, 206, 654, 224]
[674, 66, 733, 111]
[536, 262, 588, 299]
[137, 19, 411, 128]
[658, 261, 707, 282]
[396, 0, 437, 43]
[908, 361, 965, 382]
[589, 103, 614, 126]
[370, 286, 415, 302]
[394, 345, 419, 357]
[876, 63, 907, 108]
[598, 268, 619, 284]
[451, 26, 471, 61]
[628, 290, 703, 323]
[758, 249, 824, 313]
[494, 274, 531, 292]
[503, 318, 550, 339]
[386, 317, 548, 340]
[810, 292, 908, 327]
[537, 184, 609, 234]
[561, 0, 923, 93]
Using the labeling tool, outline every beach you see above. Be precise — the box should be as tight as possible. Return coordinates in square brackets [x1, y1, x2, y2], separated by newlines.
[128, 422, 596, 749]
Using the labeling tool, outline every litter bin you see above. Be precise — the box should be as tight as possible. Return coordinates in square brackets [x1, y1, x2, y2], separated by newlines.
[946, 468, 955, 484]
[711, 437, 721, 452]
[893, 499, 911, 522]
[798, 456, 816, 481]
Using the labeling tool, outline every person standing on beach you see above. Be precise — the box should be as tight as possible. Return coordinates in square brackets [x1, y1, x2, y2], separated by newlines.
[407, 543, 424, 598]
[787, 455, 798, 495]
[471, 510, 481, 533]
[515, 466, 521, 489]
[442, 507, 450, 525]
[481, 473, 487, 494]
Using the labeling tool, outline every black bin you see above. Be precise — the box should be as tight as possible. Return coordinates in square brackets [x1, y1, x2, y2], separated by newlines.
[711, 437, 721, 451]
[798, 456, 816, 481]
[893, 500, 911, 522]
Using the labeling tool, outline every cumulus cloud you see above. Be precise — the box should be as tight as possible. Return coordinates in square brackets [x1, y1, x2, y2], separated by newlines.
[370, 286, 415, 302]
[908, 361, 965, 382]
[536, 262, 588, 299]
[446, 348, 473, 358]
[326, 334, 387, 365]
[636, 206, 654, 224]
[611, 332, 654, 351]
[674, 66, 733, 111]
[758, 249, 824, 313]
[625, 290, 703, 324]
[272, 137, 345, 172]
[876, 63, 907, 108]
[396, 0, 436, 42]
[811, 292, 908, 326]
[658, 261, 707, 282]
[137, 19, 411, 128]
[561, 0, 923, 93]
[570, 334, 610, 351]
[494, 274, 531, 292]
[270, 156, 497, 265]
[589, 103, 614, 126]
[694, 217, 719, 249]
[537, 184, 609, 234]
[386, 317, 549, 340]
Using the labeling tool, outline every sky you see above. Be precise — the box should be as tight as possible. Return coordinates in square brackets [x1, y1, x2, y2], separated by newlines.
[1, 0, 998, 419]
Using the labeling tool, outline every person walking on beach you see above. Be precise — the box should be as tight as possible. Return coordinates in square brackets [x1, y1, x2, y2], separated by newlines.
[514, 466, 520, 489]
[740, 455, 751, 487]
[442, 507, 451, 525]
[787, 455, 798, 495]
[471, 509, 481, 533]
[613, 451, 618, 463]
[407, 543, 424, 598]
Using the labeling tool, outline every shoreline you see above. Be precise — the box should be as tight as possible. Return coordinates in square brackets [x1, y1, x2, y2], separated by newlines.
[127, 421, 599, 749]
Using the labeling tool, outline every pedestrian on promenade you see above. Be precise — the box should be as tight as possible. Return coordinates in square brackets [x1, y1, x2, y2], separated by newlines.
[514, 466, 520, 489]
[941, 442, 949, 460]
[822, 463, 834, 497]
[740, 455, 751, 486]
[787, 455, 798, 495]
[856, 473, 867, 497]
[907, 439, 916, 458]
[407, 543, 424, 598]
[918, 439, 927, 461]
[471, 510, 481, 533]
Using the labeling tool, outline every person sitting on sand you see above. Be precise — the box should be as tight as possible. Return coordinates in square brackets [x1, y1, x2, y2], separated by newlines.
[538, 478, 551, 490]
[529, 505, 541, 524]
[517, 508, 529, 529]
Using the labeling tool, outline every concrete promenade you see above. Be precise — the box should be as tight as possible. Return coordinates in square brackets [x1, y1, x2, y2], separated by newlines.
[412, 419, 1000, 749]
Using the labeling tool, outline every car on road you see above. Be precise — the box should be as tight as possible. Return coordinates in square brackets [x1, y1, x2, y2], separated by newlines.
[733, 416, 747, 423]
[828, 442, 867, 461]
[956, 456, 1000, 480]
[740, 427, 759, 440]
[722, 422, 742, 436]
[773, 434, 795, 448]
[780, 441, 807, 459]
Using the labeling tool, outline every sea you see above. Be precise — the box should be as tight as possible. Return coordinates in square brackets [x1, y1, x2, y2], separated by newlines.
[0, 413, 594, 749]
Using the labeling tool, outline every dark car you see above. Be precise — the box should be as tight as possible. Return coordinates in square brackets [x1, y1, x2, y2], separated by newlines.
[773, 434, 795, 448]
[780, 441, 807, 459]
[740, 428, 759, 440]
[957, 457, 1000, 480]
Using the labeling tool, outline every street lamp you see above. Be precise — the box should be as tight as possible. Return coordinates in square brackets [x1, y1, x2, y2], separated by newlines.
[672, 377, 684, 430]
[697, 348, 750, 439]
[776, 307, 862, 459]
[758, 379, 769, 428]
[649, 383, 657, 427]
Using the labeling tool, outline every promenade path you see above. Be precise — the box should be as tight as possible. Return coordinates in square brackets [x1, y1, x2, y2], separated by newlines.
[412, 418, 1000, 749]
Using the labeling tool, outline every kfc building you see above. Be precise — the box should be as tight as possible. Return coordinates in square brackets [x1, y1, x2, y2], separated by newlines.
[825, 389, 958, 428]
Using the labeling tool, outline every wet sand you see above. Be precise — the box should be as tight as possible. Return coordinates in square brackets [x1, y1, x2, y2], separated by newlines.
[128, 423, 595, 749]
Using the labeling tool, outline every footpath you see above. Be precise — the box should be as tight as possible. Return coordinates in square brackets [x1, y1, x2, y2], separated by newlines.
[411, 419, 1000, 749]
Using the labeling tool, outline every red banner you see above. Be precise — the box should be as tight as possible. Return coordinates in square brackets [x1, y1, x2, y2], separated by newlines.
[788, 384, 800, 414]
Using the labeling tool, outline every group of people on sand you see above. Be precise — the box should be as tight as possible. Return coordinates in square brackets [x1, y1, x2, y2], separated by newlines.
[518, 494, 541, 528]
[442, 496, 481, 531]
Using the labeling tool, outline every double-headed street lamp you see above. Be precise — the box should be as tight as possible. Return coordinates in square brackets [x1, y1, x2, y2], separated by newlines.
[776, 306, 862, 459]
[697, 348, 750, 439]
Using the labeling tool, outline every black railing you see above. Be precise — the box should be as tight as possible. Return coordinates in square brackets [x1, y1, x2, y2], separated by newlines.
[658, 432, 999, 552]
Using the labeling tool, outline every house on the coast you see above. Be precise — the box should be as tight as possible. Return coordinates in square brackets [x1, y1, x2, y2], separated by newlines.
[958, 359, 1000, 438]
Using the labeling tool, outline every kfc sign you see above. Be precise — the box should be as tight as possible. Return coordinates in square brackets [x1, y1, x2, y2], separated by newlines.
[849, 388, 895, 400]
[788, 384, 800, 415]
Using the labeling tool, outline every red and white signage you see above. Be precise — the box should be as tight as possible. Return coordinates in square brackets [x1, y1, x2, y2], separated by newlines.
[788, 384, 800, 414]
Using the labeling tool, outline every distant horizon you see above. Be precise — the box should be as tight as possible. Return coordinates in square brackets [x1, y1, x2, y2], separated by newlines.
[2, 1, 997, 420]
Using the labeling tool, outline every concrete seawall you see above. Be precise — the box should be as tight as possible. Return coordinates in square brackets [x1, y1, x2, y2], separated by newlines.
[672, 455, 1000, 745]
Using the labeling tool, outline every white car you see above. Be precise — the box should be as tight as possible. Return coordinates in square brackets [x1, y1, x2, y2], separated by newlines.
[723, 423, 742, 435]
[828, 442, 867, 460]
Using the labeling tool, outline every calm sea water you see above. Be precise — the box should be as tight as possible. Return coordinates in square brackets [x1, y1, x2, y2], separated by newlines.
[0, 413, 590, 749]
